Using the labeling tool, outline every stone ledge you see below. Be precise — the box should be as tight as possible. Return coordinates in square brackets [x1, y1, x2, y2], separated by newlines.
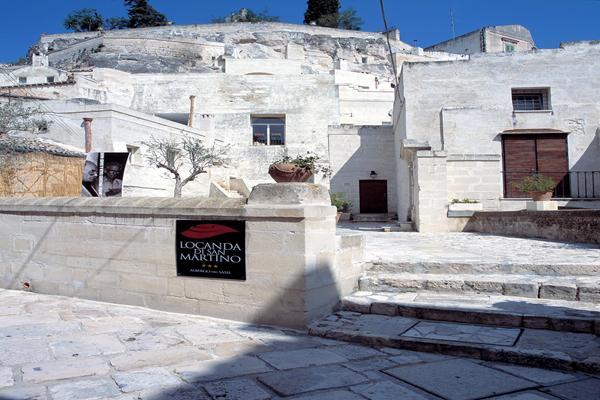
[0, 197, 246, 218]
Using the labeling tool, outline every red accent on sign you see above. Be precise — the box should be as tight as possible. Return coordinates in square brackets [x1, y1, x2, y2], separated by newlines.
[181, 224, 239, 239]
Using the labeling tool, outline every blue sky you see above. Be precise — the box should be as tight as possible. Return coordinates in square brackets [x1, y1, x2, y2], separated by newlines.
[1, 0, 599, 63]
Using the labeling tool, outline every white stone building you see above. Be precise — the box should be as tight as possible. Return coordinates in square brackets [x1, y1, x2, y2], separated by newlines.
[425, 25, 536, 55]
[395, 41, 600, 231]
[1, 22, 598, 229]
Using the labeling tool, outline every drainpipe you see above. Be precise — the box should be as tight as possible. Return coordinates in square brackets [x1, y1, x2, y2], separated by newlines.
[188, 95, 196, 127]
[83, 117, 93, 153]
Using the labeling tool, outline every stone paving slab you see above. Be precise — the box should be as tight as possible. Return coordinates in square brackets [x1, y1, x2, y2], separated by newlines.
[258, 348, 348, 370]
[48, 378, 121, 400]
[258, 365, 368, 396]
[385, 359, 538, 400]
[539, 377, 600, 400]
[340, 291, 600, 334]
[21, 357, 110, 383]
[309, 311, 600, 374]
[334, 230, 600, 268]
[1, 289, 599, 400]
[403, 321, 521, 346]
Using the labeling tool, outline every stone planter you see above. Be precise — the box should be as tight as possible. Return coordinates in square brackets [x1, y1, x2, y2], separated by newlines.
[530, 191, 553, 201]
[448, 203, 483, 212]
[268, 163, 313, 183]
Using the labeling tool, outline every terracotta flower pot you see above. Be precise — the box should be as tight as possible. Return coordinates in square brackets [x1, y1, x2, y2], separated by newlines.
[530, 191, 553, 201]
[268, 163, 313, 183]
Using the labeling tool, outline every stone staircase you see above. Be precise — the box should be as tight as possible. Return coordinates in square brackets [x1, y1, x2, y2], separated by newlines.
[309, 257, 600, 374]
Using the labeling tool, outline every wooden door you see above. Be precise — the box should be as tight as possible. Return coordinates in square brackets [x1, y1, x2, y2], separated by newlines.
[502, 134, 569, 198]
[359, 180, 388, 213]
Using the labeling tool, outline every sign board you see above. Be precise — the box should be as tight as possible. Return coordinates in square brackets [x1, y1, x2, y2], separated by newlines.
[175, 220, 246, 280]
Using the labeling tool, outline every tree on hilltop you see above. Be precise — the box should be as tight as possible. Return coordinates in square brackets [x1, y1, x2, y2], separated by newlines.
[212, 8, 280, 23]
[303, 0, 362, 30]
[304, 0, 340, 26]
[125, 0, 169, 28]
[64, 8, 104, 32]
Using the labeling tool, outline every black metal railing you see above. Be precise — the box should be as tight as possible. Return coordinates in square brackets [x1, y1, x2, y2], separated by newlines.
[503, 171, 600, 199]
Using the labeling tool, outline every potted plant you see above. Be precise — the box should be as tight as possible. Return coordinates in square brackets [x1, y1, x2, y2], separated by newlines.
[512, 174, 556, 201]
[330, 192, 351, 223]
[269, 152, 332, 183]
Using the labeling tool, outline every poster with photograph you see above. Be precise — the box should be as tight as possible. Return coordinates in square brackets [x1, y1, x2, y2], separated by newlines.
[81, 152, 129, 197]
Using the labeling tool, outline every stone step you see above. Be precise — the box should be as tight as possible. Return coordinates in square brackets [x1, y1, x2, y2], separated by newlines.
[308, 311, 600, 374]
[359, 272, 600, 302]
[365, 260, 600, 277]
[339, 291, 600, 334]
[352, 213, 396, 222]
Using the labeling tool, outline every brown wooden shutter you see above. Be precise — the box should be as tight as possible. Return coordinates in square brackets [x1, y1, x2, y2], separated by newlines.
[536, 134, 569, 196]
[503, 136, 536, 198]
[502, 134, 569, 198]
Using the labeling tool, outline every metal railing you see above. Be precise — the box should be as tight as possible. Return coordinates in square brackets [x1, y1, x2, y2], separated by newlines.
[503, 171, 600, 199]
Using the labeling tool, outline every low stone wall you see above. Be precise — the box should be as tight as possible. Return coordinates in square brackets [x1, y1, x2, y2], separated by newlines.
[464, 210, 600, 245]
[0, 184, 363, 328]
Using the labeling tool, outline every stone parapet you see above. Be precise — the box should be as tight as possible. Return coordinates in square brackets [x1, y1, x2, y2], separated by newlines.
[464, 210, 600, 245]
[0, 184, 362, 328]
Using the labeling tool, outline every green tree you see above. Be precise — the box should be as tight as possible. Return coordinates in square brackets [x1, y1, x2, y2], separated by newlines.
[304, 0, 340, 26]
[0, 102, 47, 135]
[303, 1, 362, 30]
[125, 0, 169, 29]
[64, 8, 104, 32]
[212, 8, 279, 23]
[337, 8, 362, 30]
[142, 136, 228, 197]
[105, 17, 129, 30]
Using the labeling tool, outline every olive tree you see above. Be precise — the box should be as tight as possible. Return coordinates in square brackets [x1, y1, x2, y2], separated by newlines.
[0, 102, 47, 135]
[143, 136, 228, 197]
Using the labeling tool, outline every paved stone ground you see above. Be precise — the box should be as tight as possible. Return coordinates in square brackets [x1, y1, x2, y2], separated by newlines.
[336, 225, 600, 266]
[1, 289, 599, 400]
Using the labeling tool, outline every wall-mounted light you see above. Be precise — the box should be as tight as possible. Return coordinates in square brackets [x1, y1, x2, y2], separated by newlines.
[370, 170, 378, 179]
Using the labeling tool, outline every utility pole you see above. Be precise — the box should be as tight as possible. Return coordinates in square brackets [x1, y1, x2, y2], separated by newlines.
[450, 8, 456, 39]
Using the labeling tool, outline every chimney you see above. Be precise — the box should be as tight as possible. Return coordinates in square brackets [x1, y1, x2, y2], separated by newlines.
[83, 117, 93, 152]
[188, 95, 196, 127]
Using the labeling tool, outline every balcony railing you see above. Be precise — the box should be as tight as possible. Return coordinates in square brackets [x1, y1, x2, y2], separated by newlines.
[503, 171, 600, 199]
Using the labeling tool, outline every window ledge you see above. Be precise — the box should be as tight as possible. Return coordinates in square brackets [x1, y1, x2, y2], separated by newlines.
[512, 110, 553, 114]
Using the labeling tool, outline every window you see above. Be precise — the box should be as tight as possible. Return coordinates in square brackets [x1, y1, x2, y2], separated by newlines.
[504, 43, 516, 52]
[18, 77, 27, 84]
[512, 88, 551, 111]
[46, 76, 55, 83]
[251, 116, 285, 145]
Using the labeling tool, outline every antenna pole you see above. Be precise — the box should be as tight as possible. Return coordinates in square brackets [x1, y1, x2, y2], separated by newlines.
[450, 8, 456, 39]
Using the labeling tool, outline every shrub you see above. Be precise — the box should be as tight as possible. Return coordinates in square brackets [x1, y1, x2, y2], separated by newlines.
[330, 192, 350, 212]
[272, 151, 332, 177]
[512, 174, 556, 193]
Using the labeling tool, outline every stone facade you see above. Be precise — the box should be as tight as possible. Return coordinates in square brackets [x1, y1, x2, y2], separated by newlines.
[395, 41, 600, 231]
[425, 25, 536, 55]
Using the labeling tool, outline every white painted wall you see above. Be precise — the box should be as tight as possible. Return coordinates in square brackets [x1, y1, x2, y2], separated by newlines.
[328, 125, 397, 215]
[395, 41, 600, 230]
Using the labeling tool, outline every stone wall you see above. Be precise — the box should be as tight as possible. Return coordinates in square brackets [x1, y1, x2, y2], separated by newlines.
[0, 184, 363, 328]
[446, 155, 502, 209]
[463, 210, 600, 245]
[328, 125, 397, 215]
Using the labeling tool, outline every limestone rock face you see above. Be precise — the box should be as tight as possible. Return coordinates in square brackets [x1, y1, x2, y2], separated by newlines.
[34, 22, 408, 77]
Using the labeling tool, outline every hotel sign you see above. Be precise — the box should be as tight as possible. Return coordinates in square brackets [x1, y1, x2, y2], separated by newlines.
[175, 220, 246, 280]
